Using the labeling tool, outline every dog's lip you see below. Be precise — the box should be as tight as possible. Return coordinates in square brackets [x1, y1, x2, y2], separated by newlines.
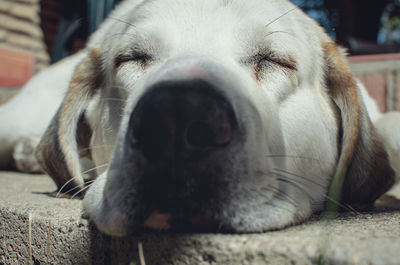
[143, 210, 171, 230]
[143, 210, 219, 232]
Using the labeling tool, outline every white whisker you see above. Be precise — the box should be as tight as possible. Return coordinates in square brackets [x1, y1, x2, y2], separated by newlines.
[102, 97, 127, 103]
[265, 6, 298, 29]
[71, 184, 93, 199]
[81, 163, 109, 175]
[56, 178, 78, 198]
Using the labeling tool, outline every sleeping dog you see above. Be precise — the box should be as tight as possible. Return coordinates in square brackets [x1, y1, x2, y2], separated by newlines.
[0, 0, 396, 236]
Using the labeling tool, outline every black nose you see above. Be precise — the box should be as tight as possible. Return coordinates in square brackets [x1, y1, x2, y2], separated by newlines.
[130, 79, 237, 162]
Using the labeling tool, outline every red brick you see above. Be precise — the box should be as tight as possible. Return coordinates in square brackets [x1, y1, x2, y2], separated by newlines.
[0, 46, 33, 87]
[356, 73, 388, 112]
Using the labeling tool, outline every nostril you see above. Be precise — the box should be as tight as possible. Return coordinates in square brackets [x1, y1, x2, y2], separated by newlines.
[133, 115, 172, 161]
[186, 122, 214, 148]
[186, 120, 233, 149]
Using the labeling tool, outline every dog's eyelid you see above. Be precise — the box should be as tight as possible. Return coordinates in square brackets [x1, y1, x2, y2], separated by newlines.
[255, 53, 297, 71]
[114, 52, 152, 68]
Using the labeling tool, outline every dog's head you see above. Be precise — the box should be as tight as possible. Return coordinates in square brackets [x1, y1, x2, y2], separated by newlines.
[36, 0, 394, 236]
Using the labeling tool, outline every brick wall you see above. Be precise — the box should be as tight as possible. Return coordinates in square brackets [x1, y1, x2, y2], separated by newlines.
[0, 0, 50, 104]
[349, 53, 400, 112]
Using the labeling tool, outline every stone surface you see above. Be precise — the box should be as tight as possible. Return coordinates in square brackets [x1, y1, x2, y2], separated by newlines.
[0, 14, 42, 38]
[0, 0, 49, 88]
[0, 1, 11, 14]
[9, 2, 39, 23]
[0, 28, 6, 41]
[7, 32, 44, 50]
[0, 172, 400, 265]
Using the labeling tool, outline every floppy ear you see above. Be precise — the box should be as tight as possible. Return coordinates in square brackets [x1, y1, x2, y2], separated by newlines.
[36, 48, 101, 193]
[323, 42, 395, 210]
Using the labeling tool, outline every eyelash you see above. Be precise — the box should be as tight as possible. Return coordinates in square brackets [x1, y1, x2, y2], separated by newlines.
[114, 52, 297, 77]
[115, 53, 152, 68]
[254, 54, 297, 72]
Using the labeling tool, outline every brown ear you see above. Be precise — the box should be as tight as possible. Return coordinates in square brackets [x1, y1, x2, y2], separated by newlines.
[36, 48, 101, 193]
[323, 43, 395, 210]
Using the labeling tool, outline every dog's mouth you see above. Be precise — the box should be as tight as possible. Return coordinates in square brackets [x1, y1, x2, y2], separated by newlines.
[136, 170, 228, 232]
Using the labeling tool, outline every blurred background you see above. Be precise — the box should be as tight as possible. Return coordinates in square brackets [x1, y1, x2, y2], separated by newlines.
[39, 0, 400, 61]
[0, 0, 400, 111]
[293, 0, 400, 55]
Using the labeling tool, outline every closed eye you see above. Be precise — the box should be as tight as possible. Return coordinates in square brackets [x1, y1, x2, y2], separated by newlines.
[254, 53, 297, 72]
[114, 52, 152, 69]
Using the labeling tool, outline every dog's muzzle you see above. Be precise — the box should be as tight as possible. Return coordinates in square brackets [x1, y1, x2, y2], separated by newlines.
[94, 59, 267, 233]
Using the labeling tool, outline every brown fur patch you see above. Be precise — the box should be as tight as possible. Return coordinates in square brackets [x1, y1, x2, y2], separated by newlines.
[323, 42, 394, 209]
[36, 47, 102, 193]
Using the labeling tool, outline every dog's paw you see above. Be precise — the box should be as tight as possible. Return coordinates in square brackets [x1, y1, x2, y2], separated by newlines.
[12, 137, 43, 173]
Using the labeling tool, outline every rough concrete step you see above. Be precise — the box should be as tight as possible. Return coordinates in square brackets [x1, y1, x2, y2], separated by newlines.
[1, 172, 400, 265]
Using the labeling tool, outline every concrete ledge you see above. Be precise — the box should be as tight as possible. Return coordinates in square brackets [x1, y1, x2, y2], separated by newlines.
[1, 172, 400, 265]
